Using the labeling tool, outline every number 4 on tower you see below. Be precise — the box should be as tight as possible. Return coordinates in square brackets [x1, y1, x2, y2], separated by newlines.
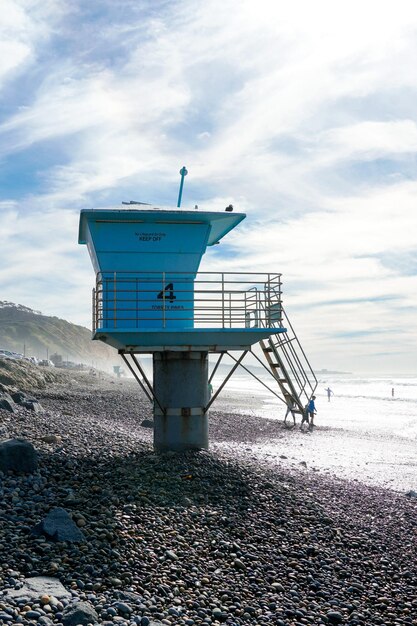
[157, 283, 176, 303]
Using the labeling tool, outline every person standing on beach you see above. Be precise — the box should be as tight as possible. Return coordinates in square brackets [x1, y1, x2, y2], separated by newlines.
[284, 401, 297, 427]
[325, 387, 333, 402]
[300, 404, 310, 431]
[307, 396, 317, 430]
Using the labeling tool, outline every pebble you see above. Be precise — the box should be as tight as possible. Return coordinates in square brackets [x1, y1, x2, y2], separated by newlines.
[0, 372, 415, 626]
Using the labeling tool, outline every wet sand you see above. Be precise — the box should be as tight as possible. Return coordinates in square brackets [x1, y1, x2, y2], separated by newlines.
[212, 391, 417, 493]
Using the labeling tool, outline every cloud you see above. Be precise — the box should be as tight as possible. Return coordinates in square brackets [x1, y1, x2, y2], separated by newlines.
[0, 206, 93, 325]
[318, 121, 417, 161]
[0, 1, 67, 87]
[1, 0, 417, 372]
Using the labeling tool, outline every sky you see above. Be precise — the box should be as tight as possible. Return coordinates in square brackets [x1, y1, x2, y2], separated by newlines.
[1, 0, 417, 375]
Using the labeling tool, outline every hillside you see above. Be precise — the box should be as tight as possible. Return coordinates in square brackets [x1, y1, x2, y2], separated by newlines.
[0, 301, 119, 370]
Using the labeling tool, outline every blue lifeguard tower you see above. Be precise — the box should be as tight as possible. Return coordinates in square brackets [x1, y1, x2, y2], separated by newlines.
[79, 193, 317, 450]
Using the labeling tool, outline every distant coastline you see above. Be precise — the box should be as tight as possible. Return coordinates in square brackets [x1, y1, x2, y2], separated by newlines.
[316, 368, 352, 375]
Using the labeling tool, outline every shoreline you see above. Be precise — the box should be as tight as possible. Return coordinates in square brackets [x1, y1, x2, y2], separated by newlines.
[0, 372, 416, 626]
[212, 389, 417, 494]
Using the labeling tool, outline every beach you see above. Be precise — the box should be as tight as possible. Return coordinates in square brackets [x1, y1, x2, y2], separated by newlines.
[0, 370, 416, 626]
[211, 374, 417, 493]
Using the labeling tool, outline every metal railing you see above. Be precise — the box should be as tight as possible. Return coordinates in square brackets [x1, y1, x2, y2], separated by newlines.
[92, 271, 282, 331]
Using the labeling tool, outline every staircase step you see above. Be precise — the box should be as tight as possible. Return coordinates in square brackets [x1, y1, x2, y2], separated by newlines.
[258, 316, 317, 419]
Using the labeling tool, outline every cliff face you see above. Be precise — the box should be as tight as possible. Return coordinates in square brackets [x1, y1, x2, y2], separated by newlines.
[0, 301, 117, 368]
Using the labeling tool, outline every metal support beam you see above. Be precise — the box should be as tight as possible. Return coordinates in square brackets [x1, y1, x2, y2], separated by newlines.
[131, 353, 156, 400]
[119, 352, 165, 415]
[119, 352, 152, 404]
[228, 352, 286, 405]
[204, 350, 248, 412]
[209, 352, 225, 384]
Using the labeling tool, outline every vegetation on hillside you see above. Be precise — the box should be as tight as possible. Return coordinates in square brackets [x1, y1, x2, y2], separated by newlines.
[0, 301, 118, 368]
[0, 357, 69, 390]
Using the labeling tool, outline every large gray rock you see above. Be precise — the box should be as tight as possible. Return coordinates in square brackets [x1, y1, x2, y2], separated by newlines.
[5, 576, 71, 600]
[10, 390, 28, 404]
[32, 507, 85, 543]
[22, 400, 43, 413]
[9, 390, 42, 412]
[0, 394, 18, 413]
[0, 438, 37, 472]
[62, 601, 98, 626]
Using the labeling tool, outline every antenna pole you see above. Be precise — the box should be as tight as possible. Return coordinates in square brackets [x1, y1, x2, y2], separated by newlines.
[177, 166, 188, 207]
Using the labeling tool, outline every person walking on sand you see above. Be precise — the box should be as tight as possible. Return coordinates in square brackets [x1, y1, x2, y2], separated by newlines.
[284, 401, 297, 427]
[307, 396, 317, 431]
[300, 404, 310, 431]
[325, 387, 333, 402]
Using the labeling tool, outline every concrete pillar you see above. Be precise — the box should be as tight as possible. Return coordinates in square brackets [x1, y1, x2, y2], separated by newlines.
[153, 351, 209, 451]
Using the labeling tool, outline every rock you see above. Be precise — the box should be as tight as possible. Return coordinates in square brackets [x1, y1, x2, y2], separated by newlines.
[0, 394, 17, 413]
[326, 611, 344, 624]
[0, 438, 38, 472]
[141, 419, 154, 428]
[61, 601, 98, 626]
[405, 490, 417, 498]
[6, 388, 41, 411]
[114, 602, 132, 615]
[41, 434, 62, 444]
[22, 400, 43, 413]
[5, 577, 71, 601]
[31, 507, 85, 542]
[11, 390, 29, 404]
[25, 610, 42, 619]
[0, 613, 13, 622]
[166, 549, 178, 561]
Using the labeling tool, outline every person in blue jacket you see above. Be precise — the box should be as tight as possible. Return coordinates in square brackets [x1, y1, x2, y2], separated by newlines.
[308, 396, 317, 430]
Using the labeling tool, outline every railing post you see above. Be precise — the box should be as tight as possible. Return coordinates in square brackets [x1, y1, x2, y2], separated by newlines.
[92, 288, 96, 331]
[113, 272, 117, 328]
[162, 271, 166, 329]
[222, 273, 225, 329]
[267, 274, 271, 327]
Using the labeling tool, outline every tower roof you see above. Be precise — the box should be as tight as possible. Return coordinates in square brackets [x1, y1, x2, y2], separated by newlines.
[79, 206, 246, 246]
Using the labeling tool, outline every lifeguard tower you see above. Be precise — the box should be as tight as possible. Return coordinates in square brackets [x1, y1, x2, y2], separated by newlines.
[79, 193, 317, 451]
